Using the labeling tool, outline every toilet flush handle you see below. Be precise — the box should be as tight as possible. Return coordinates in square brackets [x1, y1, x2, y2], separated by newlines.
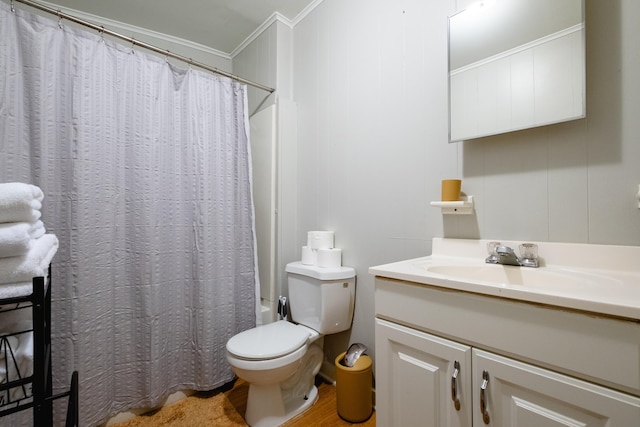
[277, 296, 288, 321]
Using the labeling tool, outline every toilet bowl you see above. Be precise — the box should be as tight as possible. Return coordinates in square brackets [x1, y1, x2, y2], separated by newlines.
[226, 262, 356, 427]
[227, 321, 322, 427]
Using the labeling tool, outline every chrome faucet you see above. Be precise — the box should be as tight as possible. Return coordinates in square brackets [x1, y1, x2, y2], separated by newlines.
[486, 243, 539, 268]
[495, 246, 521, 266]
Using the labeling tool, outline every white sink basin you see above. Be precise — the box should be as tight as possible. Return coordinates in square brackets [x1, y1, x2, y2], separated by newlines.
[425, 264, 598, 289]
[369, 238, 640, 320]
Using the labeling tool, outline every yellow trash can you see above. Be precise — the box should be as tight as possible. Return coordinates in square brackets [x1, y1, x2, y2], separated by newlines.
[335, 351, 373, 422]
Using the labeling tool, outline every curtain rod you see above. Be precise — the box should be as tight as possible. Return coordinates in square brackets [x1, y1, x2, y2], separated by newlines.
[10, 0, 276, 93]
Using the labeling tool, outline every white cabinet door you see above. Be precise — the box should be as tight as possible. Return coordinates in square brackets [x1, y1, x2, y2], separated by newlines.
[473, 349, 640, 427]
[375, 318, 472, 427]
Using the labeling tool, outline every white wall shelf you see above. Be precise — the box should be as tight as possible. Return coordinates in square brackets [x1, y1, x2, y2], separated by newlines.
[430, 195, 474, 215]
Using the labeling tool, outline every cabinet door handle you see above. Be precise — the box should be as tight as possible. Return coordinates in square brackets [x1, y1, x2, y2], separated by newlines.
[480, 370, 490, 424]
[451, 360, 461, 410]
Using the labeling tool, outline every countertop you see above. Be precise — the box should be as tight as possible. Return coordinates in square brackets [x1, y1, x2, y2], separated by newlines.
[369, 238, 640, 321]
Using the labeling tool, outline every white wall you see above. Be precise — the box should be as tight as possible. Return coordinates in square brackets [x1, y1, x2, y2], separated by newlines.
[290, 0, 457, 369]
[288, 0, 640, 367]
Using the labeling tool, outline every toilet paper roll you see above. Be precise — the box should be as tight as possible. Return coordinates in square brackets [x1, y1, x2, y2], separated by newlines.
[301, 246, 317, 265]
[317, 248, 342, 268]
[307, 231, 335, 250]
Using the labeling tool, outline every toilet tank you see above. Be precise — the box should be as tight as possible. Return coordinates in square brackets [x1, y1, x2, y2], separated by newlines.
[285, 262, 356, 335]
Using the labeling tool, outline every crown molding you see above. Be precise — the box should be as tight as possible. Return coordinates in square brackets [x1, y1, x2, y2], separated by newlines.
[230, 0, 324, 58]
[290, 0, 324, 27]
[32, 0, 325, 61]
[230, 12, 287, 58]
[38, 0, 231, 60]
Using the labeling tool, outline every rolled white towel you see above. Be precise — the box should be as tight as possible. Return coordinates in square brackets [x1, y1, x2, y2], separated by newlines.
[29, 220, 46, 240]
[0, 183, 44, 224]
[0, 282, 35, 302]
[0, 222, 37, 258]
[0, 220, 46, 255]
[0, 234, 58, 285]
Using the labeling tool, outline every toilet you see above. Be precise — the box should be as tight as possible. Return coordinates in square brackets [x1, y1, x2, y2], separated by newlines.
[226, 261, 356, 427]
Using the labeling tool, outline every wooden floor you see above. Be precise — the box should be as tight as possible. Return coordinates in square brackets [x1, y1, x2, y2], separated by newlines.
[281, 379, 376, 427]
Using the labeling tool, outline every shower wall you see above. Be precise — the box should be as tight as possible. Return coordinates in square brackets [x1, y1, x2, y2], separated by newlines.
[249, 100, 299, 324]
[250, 105, 278, 323]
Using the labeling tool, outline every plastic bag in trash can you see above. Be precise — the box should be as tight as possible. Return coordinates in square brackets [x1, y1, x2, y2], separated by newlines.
[342, 343, 367, 367]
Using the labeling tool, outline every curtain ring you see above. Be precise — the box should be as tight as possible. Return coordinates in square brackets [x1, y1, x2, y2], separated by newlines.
[165, 50, 170, 63]
[57, 10, 63, 29]
[130, 38, 135, 54]
[10, 0, 15, 12]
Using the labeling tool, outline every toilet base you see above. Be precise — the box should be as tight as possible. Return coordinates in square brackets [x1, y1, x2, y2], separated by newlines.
[243, 343, 323, 427]
[245, 384, 318, 427]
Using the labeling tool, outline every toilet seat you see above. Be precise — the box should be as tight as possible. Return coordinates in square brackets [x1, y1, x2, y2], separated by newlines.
[227, 320, 311, 360]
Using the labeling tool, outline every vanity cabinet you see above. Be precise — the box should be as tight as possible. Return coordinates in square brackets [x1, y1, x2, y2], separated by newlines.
[472, 349, 640, 426]
[376, 318, 472, 427]
[374, 277, 640, 427]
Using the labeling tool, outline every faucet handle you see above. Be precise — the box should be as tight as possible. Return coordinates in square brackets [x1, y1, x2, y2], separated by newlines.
[519, 243, 539, 267]
[519, 243, 537, 259]
[485, 241, 501, 264]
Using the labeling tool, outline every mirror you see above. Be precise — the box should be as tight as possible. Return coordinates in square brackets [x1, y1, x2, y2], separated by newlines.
[448, 0, 585, 142]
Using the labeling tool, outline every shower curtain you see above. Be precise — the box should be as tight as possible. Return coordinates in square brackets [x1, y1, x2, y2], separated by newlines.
[0, 2, 257, 425]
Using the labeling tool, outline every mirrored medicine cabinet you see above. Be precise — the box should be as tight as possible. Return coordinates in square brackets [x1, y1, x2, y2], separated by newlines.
[448, 0, 586, 142]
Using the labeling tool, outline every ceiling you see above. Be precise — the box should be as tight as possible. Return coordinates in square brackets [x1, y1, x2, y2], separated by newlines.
[45, 0, 316, 54]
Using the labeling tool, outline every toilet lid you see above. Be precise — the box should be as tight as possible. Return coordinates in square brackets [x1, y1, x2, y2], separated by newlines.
[227, 321, 311, 360]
